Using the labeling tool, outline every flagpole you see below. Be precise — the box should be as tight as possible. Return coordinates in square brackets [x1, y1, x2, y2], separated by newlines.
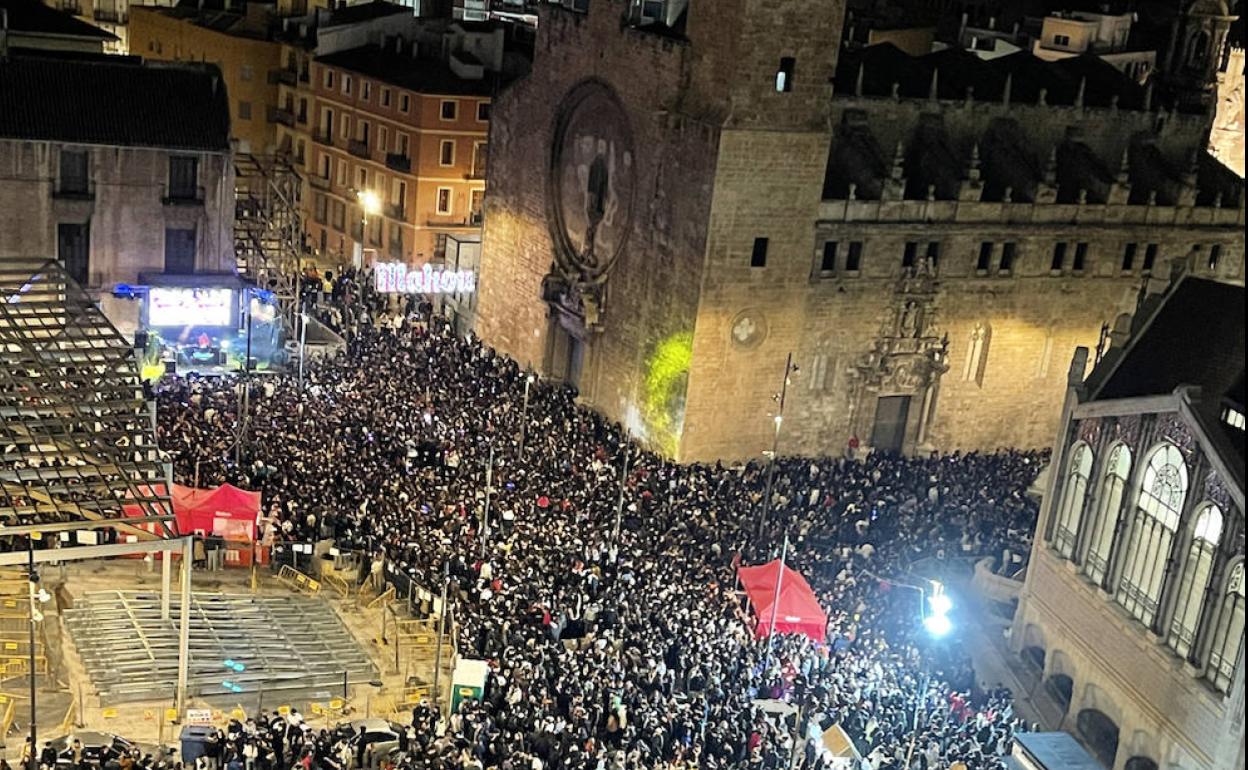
[764, 533, 789, 670]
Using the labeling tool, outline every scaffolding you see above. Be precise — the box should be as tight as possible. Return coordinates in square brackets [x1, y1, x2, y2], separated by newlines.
[233, 154, 307, 332]
[0, 259, 174, 536]
[65, 591, 378, 702]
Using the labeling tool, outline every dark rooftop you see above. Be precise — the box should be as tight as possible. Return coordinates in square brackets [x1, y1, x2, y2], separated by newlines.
[0, 0, 116, 40]
[1092, 278, 1245, 435]
[0, 52, 231, 152]
[834, 43, 1191, 112]
[324, 0, 413, 26]
[315, 46, 497, 96]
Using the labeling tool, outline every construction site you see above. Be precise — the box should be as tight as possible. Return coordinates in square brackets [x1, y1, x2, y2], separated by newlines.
[0, 155, 450, 761]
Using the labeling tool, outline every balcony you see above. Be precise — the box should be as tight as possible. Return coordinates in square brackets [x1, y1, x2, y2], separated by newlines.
[385, 153, 411, 173]
[53, 181, 94, 201]
[162, 185, 205, 205]
[271, 106, 295, 127]
[348, 139, 370, 159]
[308, 173, 330, 191]
[313, 131, 333, 147]
[386, 203, 405, 220]
[274, 67, 298, 87]
[470, 211, 484, 226]
[297, 109, 308, 125]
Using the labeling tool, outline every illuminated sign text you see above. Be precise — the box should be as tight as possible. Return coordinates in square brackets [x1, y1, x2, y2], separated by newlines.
[375, 263, 476, 294]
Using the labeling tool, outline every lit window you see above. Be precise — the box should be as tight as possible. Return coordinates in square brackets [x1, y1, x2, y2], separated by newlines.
[1168, 504, 1222, 659]
[776, 57, 795, 93]
[436, 187, 453, 215]
[1117, 443, 1188, 627]
[1052, 442, 1093, 558]
[1084, 443, 1132, 585]
[1205, 562, 1245, 692]
[1223, 407, 1246, 431]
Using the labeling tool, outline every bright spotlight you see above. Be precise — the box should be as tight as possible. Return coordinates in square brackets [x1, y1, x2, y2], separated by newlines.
[930, 593, 953, 616]
[924, 614, 952, 638]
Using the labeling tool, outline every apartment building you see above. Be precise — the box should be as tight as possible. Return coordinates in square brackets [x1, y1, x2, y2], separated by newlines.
[300, 28, 496, 265]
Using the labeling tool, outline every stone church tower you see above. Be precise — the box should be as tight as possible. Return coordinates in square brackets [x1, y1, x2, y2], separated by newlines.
[477, 0, 1245, 462]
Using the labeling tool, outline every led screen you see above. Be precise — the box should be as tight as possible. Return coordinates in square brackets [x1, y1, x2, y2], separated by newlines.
[148, 287, 235, 328]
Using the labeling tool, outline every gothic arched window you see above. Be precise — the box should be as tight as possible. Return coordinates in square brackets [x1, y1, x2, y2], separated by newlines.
[1117, 443, 1188, 626]
[1084, 443, 1132, 585]
[1053, 442, 1094, 558]
[963, 322, 991, 387]
[1205, 562, 1245, 693]
[1167, 504, 1223, 659]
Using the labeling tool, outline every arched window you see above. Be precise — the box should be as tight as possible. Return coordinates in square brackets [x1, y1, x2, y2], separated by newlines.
[1167, 504, 1223, 659]
[1053, 443, 1094, 558]
[963, 322, 991, 387]
[1117, 443, 1188, 627]
[1205, 562, 1245, 693]
[1084, 443, 1132, 585]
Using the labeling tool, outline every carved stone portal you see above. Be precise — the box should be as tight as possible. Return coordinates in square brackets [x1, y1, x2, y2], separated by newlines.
[847, 263, 950, 453]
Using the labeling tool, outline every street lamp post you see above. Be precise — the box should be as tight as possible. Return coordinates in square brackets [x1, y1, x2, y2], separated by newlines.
[518, 373, 535, 459]
[757, 353, 798, 538]
[480, 444, 495, 558]
[356, 190, 382, 268]
[612, 446, 631, 546]
[26, 535, 37, 770]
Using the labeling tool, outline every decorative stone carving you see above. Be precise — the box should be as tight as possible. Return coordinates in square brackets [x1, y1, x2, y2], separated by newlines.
[729, 309, 768, 350]
[543, 80, 638, 334]
[849, 262, 949, 396]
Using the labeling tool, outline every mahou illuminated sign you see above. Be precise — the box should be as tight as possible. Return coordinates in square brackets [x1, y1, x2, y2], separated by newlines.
[375, 263, 476, 294]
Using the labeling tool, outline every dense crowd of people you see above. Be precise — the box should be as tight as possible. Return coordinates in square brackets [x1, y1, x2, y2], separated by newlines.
[155, 276, 1047, 770]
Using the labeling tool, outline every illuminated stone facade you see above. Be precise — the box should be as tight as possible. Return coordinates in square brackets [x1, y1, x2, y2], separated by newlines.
[477, 0, 1247, 463]
[1211, 44, 1245, 176]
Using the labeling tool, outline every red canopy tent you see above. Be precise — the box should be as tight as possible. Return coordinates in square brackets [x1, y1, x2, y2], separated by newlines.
[123, 482, 261, 540]
[737, 560, 829, 643]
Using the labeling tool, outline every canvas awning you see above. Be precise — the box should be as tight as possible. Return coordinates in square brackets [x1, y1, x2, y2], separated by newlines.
[737, 560, 829, 642]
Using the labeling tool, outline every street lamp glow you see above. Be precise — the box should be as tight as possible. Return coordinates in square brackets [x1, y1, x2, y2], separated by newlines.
[929, 593, 953, 617]
[357, 189, 382, 216]
[923, 613, 953, 638]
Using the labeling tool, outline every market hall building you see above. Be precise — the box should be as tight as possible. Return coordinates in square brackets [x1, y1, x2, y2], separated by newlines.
[473, 0, 1245, 462]
[1013, 275, 1245, 770]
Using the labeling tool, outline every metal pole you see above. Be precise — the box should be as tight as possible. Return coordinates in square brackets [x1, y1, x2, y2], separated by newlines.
[480, 444, 495, 558]
[757, 353, 793, 538]
[175, 536, 192, 718]
[392, 607, 400, 675]
[161, 549, 172, 621]
[237, 296, 254, 466]
[26, 536, 37, 770]
[194, 458, 201, 491]
[298, 312, 308, 391]
[763, 533, 788, 670]
[518, 375, 532, 459]
[432, 562, 450, 711]
[612, 447, 631, 544]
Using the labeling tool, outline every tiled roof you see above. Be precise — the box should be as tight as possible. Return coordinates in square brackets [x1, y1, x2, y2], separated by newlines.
[0, 53, 231, 152]
[315, 46, 497, 96]
[0, 0, 115, 40]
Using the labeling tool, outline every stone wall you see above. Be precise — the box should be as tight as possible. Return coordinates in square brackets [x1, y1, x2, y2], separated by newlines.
[477, 2, 719, 455]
